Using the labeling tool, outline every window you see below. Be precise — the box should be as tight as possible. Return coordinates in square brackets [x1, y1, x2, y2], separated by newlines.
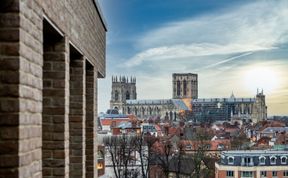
[259, 156, 266, 165]
[126, 91, 130, 100]
[217, 144, 225, 150]
[243, 157, 252, 165]
[228, 156, 234, 165]
[284, 171, 288, 176]
[270, 156, 277, 165]
[260, 171, 267, 177]
[176, 81, 181, 96]
[241, 171, 253, 177]
[281, 156, 287, 164]
[272, 171, 277, 177]
[226, 171, 234, 177]
[205, 144, 211, 150]
[115, 90, 119, 101]
[183, 80, 187, 96]
[97, 162, 103, 169]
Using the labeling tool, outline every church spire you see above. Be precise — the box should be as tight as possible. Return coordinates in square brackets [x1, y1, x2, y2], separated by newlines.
[230, 91, 235, 99]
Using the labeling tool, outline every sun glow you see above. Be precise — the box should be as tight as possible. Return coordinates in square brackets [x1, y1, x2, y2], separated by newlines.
[243, 66, 280, 94]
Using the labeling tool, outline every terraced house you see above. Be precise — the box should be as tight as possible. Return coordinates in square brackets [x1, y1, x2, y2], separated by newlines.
[0, 0, 106, 177]
[215, 150, 288, 178]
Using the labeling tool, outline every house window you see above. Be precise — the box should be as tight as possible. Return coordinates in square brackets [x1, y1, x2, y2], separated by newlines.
[241, 171, 253, 177]
[243, 157, 252, 165]
[245, 157, 251, 164]
[260, 171, 267, 177]
[226, 171, 234, 177]
[205, 144, 211, 150]
[217, 144, 225, 150]
[228, 156, 234, 165]
[272, 171, 277, 177]
[281, 156, 287, 164]
[270, 156, 277, 165]
[97, 162, 103, 169]
[283, 171, 288, 176]
[259, 156, 266, 165]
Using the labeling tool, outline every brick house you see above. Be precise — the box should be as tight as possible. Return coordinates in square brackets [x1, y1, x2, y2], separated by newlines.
[0, 0, 106, 178]
[215, 150, 288, 178]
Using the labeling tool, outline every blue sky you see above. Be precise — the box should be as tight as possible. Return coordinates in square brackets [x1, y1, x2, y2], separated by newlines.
[98, 0, 288, 115]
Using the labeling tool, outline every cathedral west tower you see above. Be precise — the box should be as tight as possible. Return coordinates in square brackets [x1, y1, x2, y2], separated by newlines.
[110, 76, 137, 113]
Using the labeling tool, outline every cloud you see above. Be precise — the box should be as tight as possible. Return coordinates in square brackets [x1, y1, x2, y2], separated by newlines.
[124, 0, 288, 67]
[196, 52, 253, 71]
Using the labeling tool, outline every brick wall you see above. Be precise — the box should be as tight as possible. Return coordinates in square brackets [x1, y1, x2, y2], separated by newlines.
[42, 37, 69, 178]
[34, 0, 106, 77]
[0, 1, 21, 177]
[0, 0, 106, 177]
[69, 57, 86, 178]
[1, 0, 43, 177]
[85, 64, 97, 177]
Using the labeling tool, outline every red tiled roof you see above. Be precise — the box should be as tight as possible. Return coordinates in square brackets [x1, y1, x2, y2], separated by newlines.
[180, 139, 231, 151]
[100, 118, 130, 126]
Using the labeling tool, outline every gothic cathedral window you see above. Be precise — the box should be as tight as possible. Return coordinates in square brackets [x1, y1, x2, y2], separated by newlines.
[115, 90, 119, 101]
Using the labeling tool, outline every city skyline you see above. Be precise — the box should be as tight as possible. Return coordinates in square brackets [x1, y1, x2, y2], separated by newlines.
[98, 0, 288, 115]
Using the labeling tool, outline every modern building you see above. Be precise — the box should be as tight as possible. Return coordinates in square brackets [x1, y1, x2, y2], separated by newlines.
[172, 73, 198, 99]
[0, 0, 106, 177]
[191, 91, 267, 123]
[215, 150, 288, 178]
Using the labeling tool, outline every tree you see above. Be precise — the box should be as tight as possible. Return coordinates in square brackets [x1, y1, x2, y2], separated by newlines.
[103, 135, 139, 178]
[157, 139, 174, 178]
[135, 133, 158, 178]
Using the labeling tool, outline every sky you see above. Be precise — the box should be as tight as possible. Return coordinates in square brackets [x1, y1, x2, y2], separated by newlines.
[97, 0, 288, 116]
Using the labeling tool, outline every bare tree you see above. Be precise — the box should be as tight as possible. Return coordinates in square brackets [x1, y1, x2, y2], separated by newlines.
[135, 133, 158, 178]
[103, 135, 139, 178]
[152, 139, 175, 178]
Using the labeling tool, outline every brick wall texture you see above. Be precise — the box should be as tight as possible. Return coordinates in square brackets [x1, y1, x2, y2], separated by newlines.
[0, 0, 106, 177]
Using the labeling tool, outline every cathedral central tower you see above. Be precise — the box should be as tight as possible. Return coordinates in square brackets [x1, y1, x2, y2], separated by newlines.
[172, 73, 198, 99]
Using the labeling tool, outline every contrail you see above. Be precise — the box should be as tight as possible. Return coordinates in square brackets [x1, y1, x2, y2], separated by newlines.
[196, 51, 254, 71]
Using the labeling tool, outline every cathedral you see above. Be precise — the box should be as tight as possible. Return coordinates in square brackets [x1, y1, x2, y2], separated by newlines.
[110, 73, 267, 123]
[110, 73, 195, 120]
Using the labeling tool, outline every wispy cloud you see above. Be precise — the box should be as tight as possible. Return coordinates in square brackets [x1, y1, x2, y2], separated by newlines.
[196, 52, 253, 71]
[124, 0, 288, 67]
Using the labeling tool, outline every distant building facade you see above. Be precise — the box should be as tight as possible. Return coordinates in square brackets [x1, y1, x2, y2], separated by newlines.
[110, 76, 137, 113]
[124, 99, 190, 120]
[173, 73, 198, 99]
[110, 75, 191, 119]
[192, 91, 267, 123]
[110, 74, 266, 122]
[215, 150, 288, 178]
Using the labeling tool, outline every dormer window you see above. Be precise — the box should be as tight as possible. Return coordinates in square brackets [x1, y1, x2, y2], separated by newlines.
[270, 156, 277, 165]
[259, 156, 266, 165]
[281, 156, 287, 164]
[228, 156, 234, 165]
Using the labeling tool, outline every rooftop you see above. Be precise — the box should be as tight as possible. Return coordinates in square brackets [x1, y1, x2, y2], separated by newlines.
[221, 150, 288, 156]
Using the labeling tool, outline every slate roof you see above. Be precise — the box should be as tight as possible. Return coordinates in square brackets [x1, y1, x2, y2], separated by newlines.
[192, 98, 255, 103]
[219, 150, 288, 166]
